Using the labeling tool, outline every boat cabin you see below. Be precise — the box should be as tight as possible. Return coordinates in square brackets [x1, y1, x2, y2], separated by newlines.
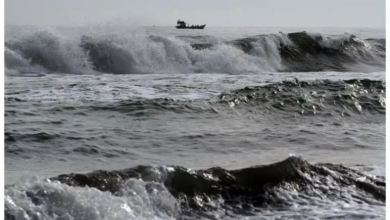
[177, 20, 187, 27]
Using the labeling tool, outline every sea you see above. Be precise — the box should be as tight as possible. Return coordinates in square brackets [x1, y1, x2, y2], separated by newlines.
[4, 25, 386, 219]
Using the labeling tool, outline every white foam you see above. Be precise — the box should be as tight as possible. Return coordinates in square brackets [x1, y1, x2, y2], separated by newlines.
[5, 176, 179, 220]
[5, 27, 286, 75]
[5, 29, 93, 74]
[4, 71, 385, 103]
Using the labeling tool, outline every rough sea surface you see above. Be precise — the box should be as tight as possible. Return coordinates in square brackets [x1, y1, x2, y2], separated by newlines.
[4, 25, 386, 219]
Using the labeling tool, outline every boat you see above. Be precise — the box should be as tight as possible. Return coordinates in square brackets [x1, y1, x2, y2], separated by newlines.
[176, 20, 206, 29]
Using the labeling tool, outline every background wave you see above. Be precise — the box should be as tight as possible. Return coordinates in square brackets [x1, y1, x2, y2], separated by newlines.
[5, 29, 385, 75]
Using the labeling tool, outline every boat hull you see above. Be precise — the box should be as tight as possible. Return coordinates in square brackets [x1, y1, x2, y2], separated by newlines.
[175, 25, 206, 29]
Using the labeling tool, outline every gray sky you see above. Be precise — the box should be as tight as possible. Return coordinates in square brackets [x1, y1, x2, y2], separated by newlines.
[5, 0, 386, 27]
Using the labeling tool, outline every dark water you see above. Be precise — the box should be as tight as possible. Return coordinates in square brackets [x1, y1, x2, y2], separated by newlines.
[4, 26, 386, 219]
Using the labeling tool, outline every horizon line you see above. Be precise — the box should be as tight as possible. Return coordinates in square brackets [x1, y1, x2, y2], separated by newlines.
[4, 24, 386, 29]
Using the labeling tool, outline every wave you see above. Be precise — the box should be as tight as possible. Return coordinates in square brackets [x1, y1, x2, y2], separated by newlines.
[5, 156, 386, 219]
[5, 30, 90, 74]
[4, 29, 385, 75]
[214, 78, 386, 117]
[5, 79, 385, 119]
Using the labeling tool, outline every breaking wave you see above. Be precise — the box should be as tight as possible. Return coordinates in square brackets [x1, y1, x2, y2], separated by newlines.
[4, 29, 385, 75]
[5, 156, 386, 219]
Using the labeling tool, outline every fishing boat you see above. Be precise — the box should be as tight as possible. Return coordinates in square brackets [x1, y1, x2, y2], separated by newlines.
[176, 20, 206, 29]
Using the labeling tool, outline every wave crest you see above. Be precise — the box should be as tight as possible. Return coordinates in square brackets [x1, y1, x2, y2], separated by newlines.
[5, 156, 385, 219]
[5, 30, 91, 74]
[5, 29, 385, 75]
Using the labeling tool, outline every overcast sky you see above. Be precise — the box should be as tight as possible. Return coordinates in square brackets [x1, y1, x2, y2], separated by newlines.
[5, 0, 386, 27]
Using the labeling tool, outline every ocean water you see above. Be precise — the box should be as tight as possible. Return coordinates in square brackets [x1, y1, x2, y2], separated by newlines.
[4, 25, 386, 219]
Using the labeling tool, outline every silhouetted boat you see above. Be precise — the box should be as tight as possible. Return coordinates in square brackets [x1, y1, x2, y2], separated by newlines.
[176, 20, 206, 29]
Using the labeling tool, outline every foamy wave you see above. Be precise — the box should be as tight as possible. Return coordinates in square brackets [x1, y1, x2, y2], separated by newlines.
[4, 28, 385, 75]
[5, 157, 386, 219]
[5, 30, 93, 74]
[5, 176, 179, 220]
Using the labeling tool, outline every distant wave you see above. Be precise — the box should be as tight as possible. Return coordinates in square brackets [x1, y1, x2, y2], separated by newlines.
[4, 30, 385, 75]
[5, 156, 385, 219]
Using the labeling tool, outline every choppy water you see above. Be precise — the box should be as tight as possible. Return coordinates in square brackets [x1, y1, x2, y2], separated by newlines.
[4, 25, 386, 219]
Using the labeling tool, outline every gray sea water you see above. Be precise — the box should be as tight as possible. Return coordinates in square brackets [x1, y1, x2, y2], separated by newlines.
[4, 25, 386, 219]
